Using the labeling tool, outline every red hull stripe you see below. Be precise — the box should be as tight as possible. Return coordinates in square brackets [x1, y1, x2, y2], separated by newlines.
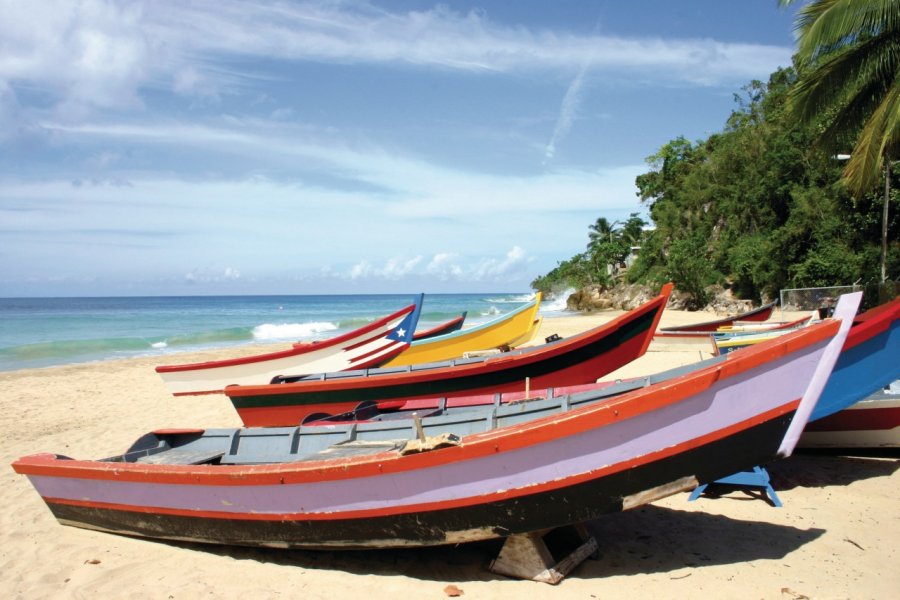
[232, 331, 649, 424]
[346, 341, 405, 366]
[660, 302, 776, 332]
[342, 326, 399, 353]
[228, 287, 671, 400]
[843, 296, 900, 350]
[13, 321, 837, 487]
[805, 406, 900, 432]
[155, 304, 414, 373]
[35, 401, 799, 522]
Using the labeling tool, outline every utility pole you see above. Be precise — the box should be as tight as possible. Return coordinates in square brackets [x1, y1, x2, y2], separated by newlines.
[883, 153, 891, 284]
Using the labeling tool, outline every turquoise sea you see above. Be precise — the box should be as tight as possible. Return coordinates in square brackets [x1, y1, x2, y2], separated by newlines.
[0, 293, 570, 372]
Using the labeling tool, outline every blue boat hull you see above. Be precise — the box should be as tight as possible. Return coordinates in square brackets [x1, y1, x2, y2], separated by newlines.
[811, 318, 900, 422]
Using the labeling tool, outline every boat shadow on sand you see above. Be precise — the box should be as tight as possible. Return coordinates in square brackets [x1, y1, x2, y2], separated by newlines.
[767, 450, 900, 491]
[158, 505, 825, 582]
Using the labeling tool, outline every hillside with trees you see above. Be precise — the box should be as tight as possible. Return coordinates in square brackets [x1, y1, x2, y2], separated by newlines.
[532, 64, 898, 308]
[533, 2, 899, 310]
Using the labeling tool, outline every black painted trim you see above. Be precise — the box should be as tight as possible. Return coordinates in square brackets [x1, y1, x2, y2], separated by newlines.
[48, 411, 793, 549]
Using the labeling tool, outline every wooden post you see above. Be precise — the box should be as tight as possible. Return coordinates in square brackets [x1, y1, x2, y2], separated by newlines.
[412, 413, 425, 442]
[882, 152, 890, 284]
[489, 524, 598, 584]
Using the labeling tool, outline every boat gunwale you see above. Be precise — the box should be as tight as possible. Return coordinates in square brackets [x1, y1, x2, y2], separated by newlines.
[155, 301, 419, 373]
[843, 296, 900, 349]
[226, 286, 670, 399]
[658, 301, 777, 333]
[13, 317, 841, 487]
[411, 313, 466, 341]
[403, 293, 541, 348]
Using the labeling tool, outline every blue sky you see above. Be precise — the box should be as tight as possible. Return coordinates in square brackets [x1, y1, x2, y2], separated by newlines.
[1, 1, 798, 297]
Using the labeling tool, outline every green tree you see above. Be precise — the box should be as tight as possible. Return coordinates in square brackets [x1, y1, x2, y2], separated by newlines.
[780, 0, 900, 194]
[619, 212, 647, 246]
[586, 217, 620, 248]
[533, 59, 898, 305]
[588, 238, 630, 286]
[665, 234, 718, 309]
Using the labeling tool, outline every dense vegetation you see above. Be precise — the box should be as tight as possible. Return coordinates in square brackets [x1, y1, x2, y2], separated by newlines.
[531, 65, 899, 307]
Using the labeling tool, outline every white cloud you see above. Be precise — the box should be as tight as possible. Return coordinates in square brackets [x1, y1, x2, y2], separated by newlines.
[348, 256, 423, 280]
[471, 246, 531, 281]
[426, 253, 464, 280]
[155, 2, 789, 81]
[0, 0, 150, 116]
[0, 0, 792, 118]
[183, 266, 241, 284]
[545, 60, 590, 162]
[339, 248, 529, 284]
[36, 119, 644, 218]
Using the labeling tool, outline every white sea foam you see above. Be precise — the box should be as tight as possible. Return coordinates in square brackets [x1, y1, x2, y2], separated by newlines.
[485, 293, 535, 303]
[480, 306, 501, 317]
[541, 288, 576, 313]
[253, 322, 338, 341]
[151, 341, 168, 349]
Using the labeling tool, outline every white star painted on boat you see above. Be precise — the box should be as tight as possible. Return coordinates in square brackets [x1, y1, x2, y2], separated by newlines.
[395, 328, 406, 338]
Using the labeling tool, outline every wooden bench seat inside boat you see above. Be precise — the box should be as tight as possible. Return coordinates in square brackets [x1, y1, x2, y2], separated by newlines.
[136, 449, 226, 465]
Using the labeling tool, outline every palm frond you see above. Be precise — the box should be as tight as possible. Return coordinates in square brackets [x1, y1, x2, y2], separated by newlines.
[793, 34, 900, 127]
[844, 75, 900, 193]
[795, 0, 900, 62]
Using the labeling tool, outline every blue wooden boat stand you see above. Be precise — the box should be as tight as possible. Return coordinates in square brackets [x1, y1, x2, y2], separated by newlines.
[688, 466, 783, 507]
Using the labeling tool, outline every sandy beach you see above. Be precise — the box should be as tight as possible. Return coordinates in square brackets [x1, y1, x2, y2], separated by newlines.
[2, 308, 897, 599]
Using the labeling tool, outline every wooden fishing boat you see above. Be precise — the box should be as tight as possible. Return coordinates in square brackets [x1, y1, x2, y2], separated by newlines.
[713, 318, 813, 355]
[225, 285, 673, 427]
[382, 293, 543, 367]
[808, 295, 900, 422]
[800, 382, 900, 448]
[11, 294, 857, 550]
[501, 316, 543, 349]
[651, 312, 806, 354]
[658, 301, 777, 333]
[716, 314, 814, 333]
[155, 296, 424, 396]
[712, 295, 900, 423]
[411, 312, 466, 341]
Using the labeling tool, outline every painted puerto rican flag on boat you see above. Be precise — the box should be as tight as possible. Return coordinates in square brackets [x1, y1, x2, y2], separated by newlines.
[341, 294, 423, 370]
[155, 294, 425, 395]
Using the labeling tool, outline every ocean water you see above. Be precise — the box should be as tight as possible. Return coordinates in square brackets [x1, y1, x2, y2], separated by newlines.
[0, 292, 571, 372]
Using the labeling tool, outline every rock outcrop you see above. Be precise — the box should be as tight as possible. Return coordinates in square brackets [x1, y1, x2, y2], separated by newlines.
[562, 283, 761, 314]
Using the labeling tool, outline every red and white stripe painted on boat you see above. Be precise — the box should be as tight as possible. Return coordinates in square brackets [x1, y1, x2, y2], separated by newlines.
[154, 301, 420, 395]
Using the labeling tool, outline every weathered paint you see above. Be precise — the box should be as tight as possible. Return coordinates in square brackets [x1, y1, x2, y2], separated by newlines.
[13, 313, 852, 550]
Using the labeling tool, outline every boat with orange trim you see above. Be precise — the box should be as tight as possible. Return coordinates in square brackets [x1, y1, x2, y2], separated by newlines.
[225, 285, 672, 427]
[11, 293, 859, 550]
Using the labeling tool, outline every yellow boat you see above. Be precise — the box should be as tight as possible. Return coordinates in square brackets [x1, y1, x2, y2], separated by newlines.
[502, 316, 543, 348]
[383, 293, 543, 366]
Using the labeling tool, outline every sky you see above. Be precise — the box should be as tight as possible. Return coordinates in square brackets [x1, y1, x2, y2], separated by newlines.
[0, 0, 800, 297]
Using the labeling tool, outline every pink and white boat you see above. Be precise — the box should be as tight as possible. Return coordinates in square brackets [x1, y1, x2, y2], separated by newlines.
[155, 296, 423, 396]
[11, 294, 859, 550]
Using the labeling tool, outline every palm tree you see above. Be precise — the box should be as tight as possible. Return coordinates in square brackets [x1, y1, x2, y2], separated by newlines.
[780, 0, 899, 194]
[780, 0, 899, 282]
[586, 217, 620, 249]
[619, 212, 648, 246]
